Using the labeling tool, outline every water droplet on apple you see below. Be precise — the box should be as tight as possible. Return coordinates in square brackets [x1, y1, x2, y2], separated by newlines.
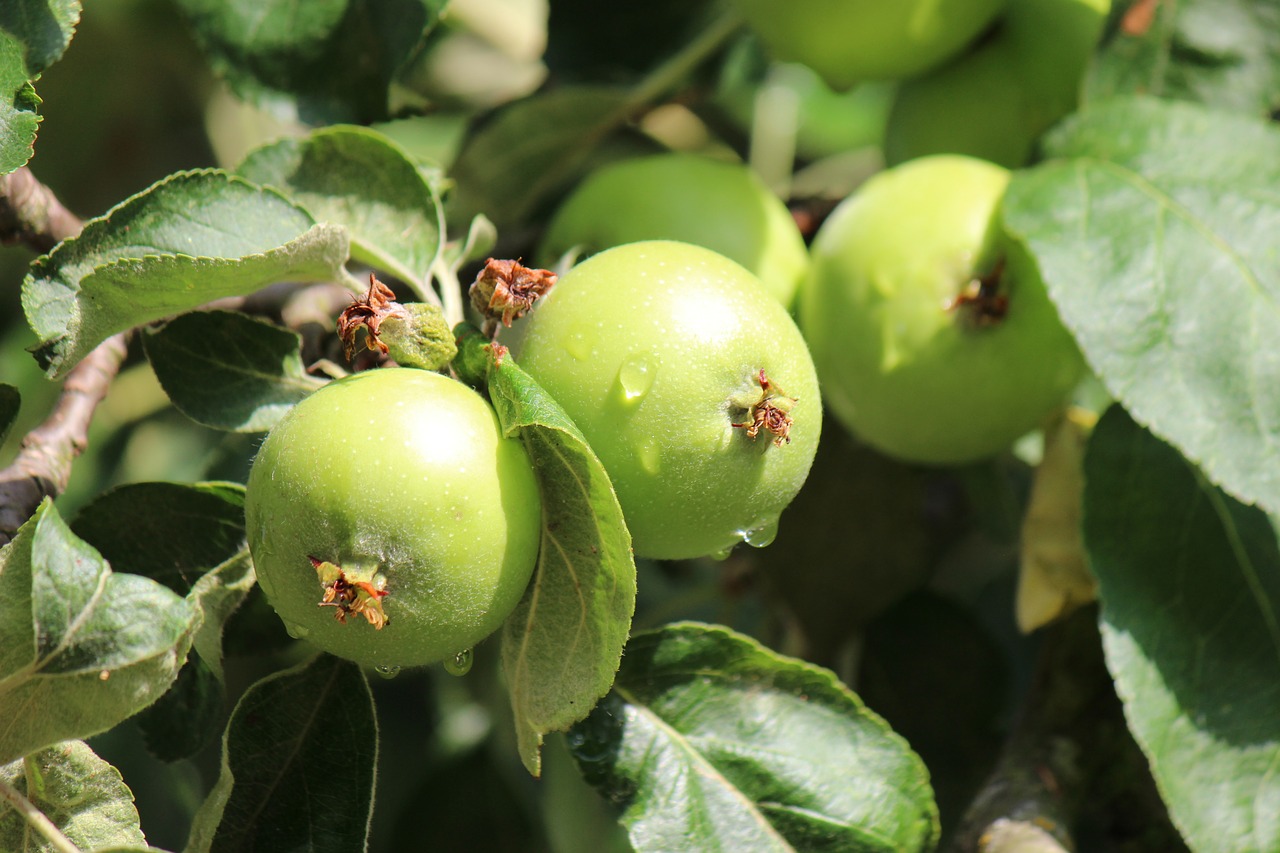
[566, 332, 592, 361]
[444, 648, 474, 676]
[617, 356, 655, 400]
[374, 664, 401, 680]
[637, 439, 660, 474]
[742, 517, 780, 548]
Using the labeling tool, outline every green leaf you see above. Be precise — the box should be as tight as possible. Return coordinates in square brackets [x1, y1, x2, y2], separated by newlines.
[448, 86, 637, 230]
[184, 655, 377, 853]
[1085, 406, 1280, 853]
[371, 113, 469, 172]
[1087, 0, 1280, 118]
[0, 501, 197, 765]
[0, 383, 17, 447]
[132, 651, 223, 764]
[173, 0, 445, 124]
[143, 311, 325, 433]
[569, 623, 940, 853]
[237, 126, 443, 289]
[0, 740, 144, 851]
[0, 0, 68, 174]
[70, 482, 255, 760]
[1002, 97, 1280, 516]
[0, 0, 81, 75]
[0, 31, 40, 175]
[456, 327, 636, 777]
[128, 552, 255, 764]
[70, 481, 247, 596]
[21, 169, 350, 379]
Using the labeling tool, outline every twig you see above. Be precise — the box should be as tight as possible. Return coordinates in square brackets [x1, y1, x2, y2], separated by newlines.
[947, 607, 1179, 852]
[0, 775, 83, 853]
[0, 333, 128, 544]
[0, 169, 113, 546]
[0, 167, 82, 252]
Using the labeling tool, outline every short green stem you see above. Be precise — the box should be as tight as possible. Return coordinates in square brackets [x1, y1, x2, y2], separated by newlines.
[433, 256, 467, 329]
[0, 775, 82, 853]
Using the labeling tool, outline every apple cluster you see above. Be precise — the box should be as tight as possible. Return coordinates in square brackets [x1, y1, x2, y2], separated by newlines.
[244, 1, 1095, 670]
[727, 0, 1111, 169]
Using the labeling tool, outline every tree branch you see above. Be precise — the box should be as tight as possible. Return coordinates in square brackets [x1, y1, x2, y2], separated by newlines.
[947, 607, 1187, 852]
[0, 333, 129, 543]
[0, 166, 82, 252]
[0, 168, 120, 546]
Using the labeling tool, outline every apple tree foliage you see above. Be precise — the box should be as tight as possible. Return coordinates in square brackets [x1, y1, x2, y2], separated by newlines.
[0, 1, 1278, 851]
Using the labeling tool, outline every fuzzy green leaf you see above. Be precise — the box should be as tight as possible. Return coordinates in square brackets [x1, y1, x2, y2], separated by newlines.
[1002, 96, 1280, 516]
[184, 655, 377, 853]
[144, 311, 325, 433]
[238, 125, 443, 288]
[0, 740, 144, 851]
[0, 501, 196, 765]
[21, 169, 349, 378]
[1087, 0, 1280, 118]
[1085, 406, 1280, 852]
[457, 327, 636, 777]
[70, 482, 254, 759]
[0, 31, 39, 175]
[173, 0, 445, 124]
[569, 623, 940, 853]
[0, 0, 80, 76]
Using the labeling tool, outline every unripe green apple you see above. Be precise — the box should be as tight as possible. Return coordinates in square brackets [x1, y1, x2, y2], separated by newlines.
[729, 0, 1009, 88]
[799, 155, 1085, 464]
[510, 241, 821, 560]
[539, 153, 808, 307]
[245, 368, 542, 669]
[885, 0, 1110, 167]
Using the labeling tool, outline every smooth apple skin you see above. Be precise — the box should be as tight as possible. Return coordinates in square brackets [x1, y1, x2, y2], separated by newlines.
[539, 153, 808, 308]
[510, 241, 821, 560]
[731, 0, 1009, 88]
[246, 368, 542, 668]
[799, 155, 1085, 464]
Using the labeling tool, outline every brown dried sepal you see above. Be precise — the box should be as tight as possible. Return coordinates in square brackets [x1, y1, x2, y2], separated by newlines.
[948, 258, 1008, 326]
[337, 274, 403, 361]
[469, 258, 557, 328]
[310, 556, 389, 629]
[732, 369, 796, 447]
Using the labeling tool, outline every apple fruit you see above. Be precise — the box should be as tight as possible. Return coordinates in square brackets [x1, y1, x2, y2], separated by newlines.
[798, 155, 1085, 464]
[885, 0, 1111, 167]
[539, 153, 808, 307]
[510, 240, 821, 560]
[729, 0, 1009, 89]
[244, 368, 542, 669]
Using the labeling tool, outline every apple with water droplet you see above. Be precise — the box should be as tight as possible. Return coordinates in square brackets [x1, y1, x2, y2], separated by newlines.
[508, 241, 821, 560]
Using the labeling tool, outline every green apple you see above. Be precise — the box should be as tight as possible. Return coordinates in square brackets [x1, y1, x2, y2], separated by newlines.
[730, 0, 1009, 88]
[799, 155, 1085, 465]
[511, 241, 821, 560]
[885, 0, 1110, 167]
[714, 50, 895, 161]
[539, 153, 808, 307]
